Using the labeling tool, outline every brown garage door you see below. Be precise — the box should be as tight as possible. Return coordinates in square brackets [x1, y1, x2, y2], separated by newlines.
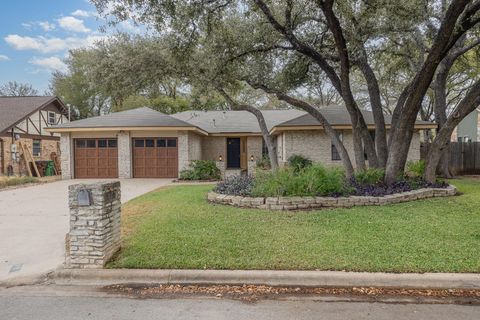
[74, 139, 118, 178]
[133, 138, 178, 178]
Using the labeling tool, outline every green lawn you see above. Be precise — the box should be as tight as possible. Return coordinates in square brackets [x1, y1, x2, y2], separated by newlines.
[109, 178, 480, 273]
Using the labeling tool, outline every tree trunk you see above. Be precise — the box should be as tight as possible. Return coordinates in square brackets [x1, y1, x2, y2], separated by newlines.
[432, 59, 453, 178]
[386, 0, 473, 184]
[425, 80, 480, 182]
[356, 50, 388, 168]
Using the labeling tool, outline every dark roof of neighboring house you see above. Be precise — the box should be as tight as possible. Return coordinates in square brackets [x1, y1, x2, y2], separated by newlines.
[50, 107, 197, 129]
[173, 110, 305, 134]
[0, 96, 66, 133]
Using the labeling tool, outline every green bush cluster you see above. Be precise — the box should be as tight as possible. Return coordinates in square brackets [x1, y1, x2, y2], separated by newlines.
[287, 154, 312, 174]
[255, 155, 271, 170]
[406, 160, 425, 178]
[179, 160, 221, 181]
[353, 168, 385, 185]
[252, 164, 349, 197]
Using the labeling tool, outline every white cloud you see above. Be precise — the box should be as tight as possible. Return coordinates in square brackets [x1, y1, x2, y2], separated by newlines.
[58, 16, 91, 33]
[38, 21, 55, 32]
[5, 34, 106, 53]
[71, 9, 91, 17]
[0, 54, 9, 61]
[30, 56, 68, 72]
[21, 22, 32, 30]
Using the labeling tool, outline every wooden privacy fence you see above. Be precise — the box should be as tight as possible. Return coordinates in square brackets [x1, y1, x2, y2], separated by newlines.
[421, 142, 480, 175]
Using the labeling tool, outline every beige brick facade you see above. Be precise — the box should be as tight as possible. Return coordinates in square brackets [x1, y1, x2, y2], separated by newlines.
[278, 129, 421, 168]
[58, 128, 422, 180]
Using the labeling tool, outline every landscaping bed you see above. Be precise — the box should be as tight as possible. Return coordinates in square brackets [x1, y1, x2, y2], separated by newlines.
[109, 178, 480, 273]
[207, 185, 457, 210]
[213, 160, 450, 203]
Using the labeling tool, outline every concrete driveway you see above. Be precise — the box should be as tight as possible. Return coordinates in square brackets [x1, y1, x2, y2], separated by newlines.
[0, 179, 172, 283]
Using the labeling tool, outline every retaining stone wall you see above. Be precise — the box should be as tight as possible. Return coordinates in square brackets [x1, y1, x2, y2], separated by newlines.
[207, 185, 457, 210]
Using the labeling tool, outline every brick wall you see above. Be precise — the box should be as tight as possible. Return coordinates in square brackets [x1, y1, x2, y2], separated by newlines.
[117, 131, 131, 178]
[1, 136, 60, 176]
[280, 129, 420, 168]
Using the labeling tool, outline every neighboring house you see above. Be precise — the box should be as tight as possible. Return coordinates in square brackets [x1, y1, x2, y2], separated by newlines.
[0, 96, 70, 176]
[451, 109, 480, 142]
[47, 106, 436, 180]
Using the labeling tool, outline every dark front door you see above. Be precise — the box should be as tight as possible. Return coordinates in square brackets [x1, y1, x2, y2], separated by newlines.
[227, 138, 241, 169]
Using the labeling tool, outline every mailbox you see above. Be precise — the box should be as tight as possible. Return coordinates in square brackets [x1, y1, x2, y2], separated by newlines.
[77, 189, 92, 206]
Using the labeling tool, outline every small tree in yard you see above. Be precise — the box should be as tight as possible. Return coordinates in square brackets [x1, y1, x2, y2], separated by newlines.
[92, 0, 480, 183]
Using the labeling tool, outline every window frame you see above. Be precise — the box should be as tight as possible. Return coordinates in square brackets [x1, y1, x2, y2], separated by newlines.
[47, 111, 56, 125]
[32, 139, 41, 157]
[331, 131, 343, 161]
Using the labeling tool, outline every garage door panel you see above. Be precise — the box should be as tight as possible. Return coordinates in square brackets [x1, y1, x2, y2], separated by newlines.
[74, 138, 118, 178]
[133, 138, 178, 178]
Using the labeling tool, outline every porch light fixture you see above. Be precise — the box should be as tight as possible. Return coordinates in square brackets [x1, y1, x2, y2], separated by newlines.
[218, 155, 223, 162]
[250, 155, 254, 161]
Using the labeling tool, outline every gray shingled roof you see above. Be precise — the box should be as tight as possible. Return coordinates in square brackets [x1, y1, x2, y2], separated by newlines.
[172, 110, 305, 133]
[51, 107, 195, 129]
[0, 96, 59, 133]
[275, 106, 434, 127]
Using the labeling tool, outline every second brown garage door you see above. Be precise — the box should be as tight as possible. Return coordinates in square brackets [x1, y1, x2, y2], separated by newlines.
[133, 138, 178, 178]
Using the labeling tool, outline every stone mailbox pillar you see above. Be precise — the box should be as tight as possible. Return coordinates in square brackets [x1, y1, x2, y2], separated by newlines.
[67, 181, 121, 268]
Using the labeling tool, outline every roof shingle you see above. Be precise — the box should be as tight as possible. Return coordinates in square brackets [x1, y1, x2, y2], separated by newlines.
[50, 107, 195, 129]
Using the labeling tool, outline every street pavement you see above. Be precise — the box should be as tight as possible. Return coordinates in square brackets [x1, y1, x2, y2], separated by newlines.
[0, 294, 478, 320]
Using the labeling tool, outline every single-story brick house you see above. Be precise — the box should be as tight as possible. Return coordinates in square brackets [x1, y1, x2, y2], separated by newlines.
[0, 96, 69, 176]
[47, 106, 436, 179]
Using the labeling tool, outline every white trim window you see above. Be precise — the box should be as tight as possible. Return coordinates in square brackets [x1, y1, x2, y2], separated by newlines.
[32, 139, 41, 157]
[47, 111, 56, 125]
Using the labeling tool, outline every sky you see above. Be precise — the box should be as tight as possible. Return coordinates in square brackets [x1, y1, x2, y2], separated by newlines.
[0, 0, 138, 93]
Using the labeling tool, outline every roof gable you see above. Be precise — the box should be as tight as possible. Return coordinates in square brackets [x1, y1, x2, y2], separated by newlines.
[0, 96, 65, 133]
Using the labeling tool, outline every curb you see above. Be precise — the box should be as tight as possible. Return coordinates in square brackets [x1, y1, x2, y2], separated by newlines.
[53, 268, 480, 290]
[0, 271, 52, 288]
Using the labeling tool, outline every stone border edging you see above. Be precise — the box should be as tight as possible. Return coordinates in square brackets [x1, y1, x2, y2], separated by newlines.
[208, 185, 457, 210]
[52, 268, 480, 290]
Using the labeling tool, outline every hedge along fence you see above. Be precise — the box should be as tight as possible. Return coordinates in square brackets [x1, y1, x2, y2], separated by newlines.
[207, 185, 457, 210]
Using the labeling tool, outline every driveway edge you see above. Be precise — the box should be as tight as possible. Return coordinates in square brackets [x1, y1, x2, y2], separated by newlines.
[52, 268, 480, 290]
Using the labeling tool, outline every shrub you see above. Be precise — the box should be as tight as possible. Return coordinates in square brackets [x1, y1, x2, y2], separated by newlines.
[179, 160, 221, 181]
[256, 155, 271, 170]
[215, 175, 254, 196]
[406, 160, 425, 178]
[287, 154, 312, 174]
[353, 168, 385, 185]
[251, 164, 349, 197]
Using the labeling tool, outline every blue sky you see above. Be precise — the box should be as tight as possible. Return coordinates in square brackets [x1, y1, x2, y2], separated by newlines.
[0, 0, 137, 93]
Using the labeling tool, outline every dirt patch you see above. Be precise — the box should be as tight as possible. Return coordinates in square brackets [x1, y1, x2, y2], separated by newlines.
[103, 283, 480, 304]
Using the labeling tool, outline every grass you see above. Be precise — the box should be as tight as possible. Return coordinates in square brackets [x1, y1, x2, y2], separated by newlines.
[109, 178, 480, 273]
[0, 176, 38, 189]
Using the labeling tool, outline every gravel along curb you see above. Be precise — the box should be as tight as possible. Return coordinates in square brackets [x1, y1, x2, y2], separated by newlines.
[208, 185, 457, 210]
[52, 269, 480, 290]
